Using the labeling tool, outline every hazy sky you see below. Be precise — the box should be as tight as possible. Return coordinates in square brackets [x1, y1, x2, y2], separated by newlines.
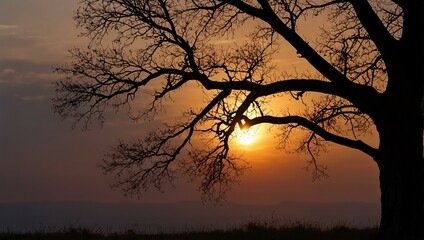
[0, 0, 381, 205]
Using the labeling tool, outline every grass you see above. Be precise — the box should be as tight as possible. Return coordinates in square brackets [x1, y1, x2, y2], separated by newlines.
[0, 221, 379, 240]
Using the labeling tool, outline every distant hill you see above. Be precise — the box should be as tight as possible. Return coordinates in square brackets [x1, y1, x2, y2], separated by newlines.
[0, 201, 380, 233]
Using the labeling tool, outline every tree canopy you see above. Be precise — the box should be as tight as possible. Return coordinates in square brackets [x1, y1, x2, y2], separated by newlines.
[53, 0, 406, 199]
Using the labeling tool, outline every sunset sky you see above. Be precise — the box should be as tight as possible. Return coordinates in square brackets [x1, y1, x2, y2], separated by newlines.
[0, 0, 381, 206]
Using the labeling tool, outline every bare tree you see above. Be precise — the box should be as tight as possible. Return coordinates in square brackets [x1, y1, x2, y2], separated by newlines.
[53, 0, 424, 239]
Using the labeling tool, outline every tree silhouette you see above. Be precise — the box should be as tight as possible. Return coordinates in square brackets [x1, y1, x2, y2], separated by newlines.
[53, 0, 423, 239]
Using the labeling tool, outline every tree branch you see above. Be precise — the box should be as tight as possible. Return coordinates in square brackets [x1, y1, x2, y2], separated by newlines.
[222, 0, 379, 102]
[349, 0, 399, 60]
[246, 115, 378, 160]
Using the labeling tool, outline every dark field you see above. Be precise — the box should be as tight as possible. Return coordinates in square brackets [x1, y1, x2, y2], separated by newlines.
[0, 222, 378, 240]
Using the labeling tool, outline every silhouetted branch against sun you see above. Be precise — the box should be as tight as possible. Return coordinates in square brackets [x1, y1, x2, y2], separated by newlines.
[53, 0, 385, 200]
[53, 1, 424, 237]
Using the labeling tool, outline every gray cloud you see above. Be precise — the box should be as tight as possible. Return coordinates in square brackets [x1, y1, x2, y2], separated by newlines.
[0, 58, 56, 78]
[0, 59, 57, 105]
[0, 0, 82, 61]
[0, 24, 17, 31]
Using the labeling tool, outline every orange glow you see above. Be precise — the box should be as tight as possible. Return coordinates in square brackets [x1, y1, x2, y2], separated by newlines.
[234, 125, 258, 145]
[237, 129, 256, 145]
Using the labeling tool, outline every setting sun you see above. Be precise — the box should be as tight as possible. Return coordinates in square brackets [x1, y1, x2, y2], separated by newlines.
[235, 127, 257, 145]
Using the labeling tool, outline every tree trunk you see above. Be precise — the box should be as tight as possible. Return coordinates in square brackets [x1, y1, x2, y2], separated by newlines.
[375, 11, 424, 234]
[378, 152, 424, 239]
[376, 102, 424, 239]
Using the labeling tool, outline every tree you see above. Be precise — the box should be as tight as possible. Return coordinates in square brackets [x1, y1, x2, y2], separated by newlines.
[53, 0, 424, 239]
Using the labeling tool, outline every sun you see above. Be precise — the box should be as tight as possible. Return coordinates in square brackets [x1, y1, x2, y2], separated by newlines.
[235, 127, 257, 145]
